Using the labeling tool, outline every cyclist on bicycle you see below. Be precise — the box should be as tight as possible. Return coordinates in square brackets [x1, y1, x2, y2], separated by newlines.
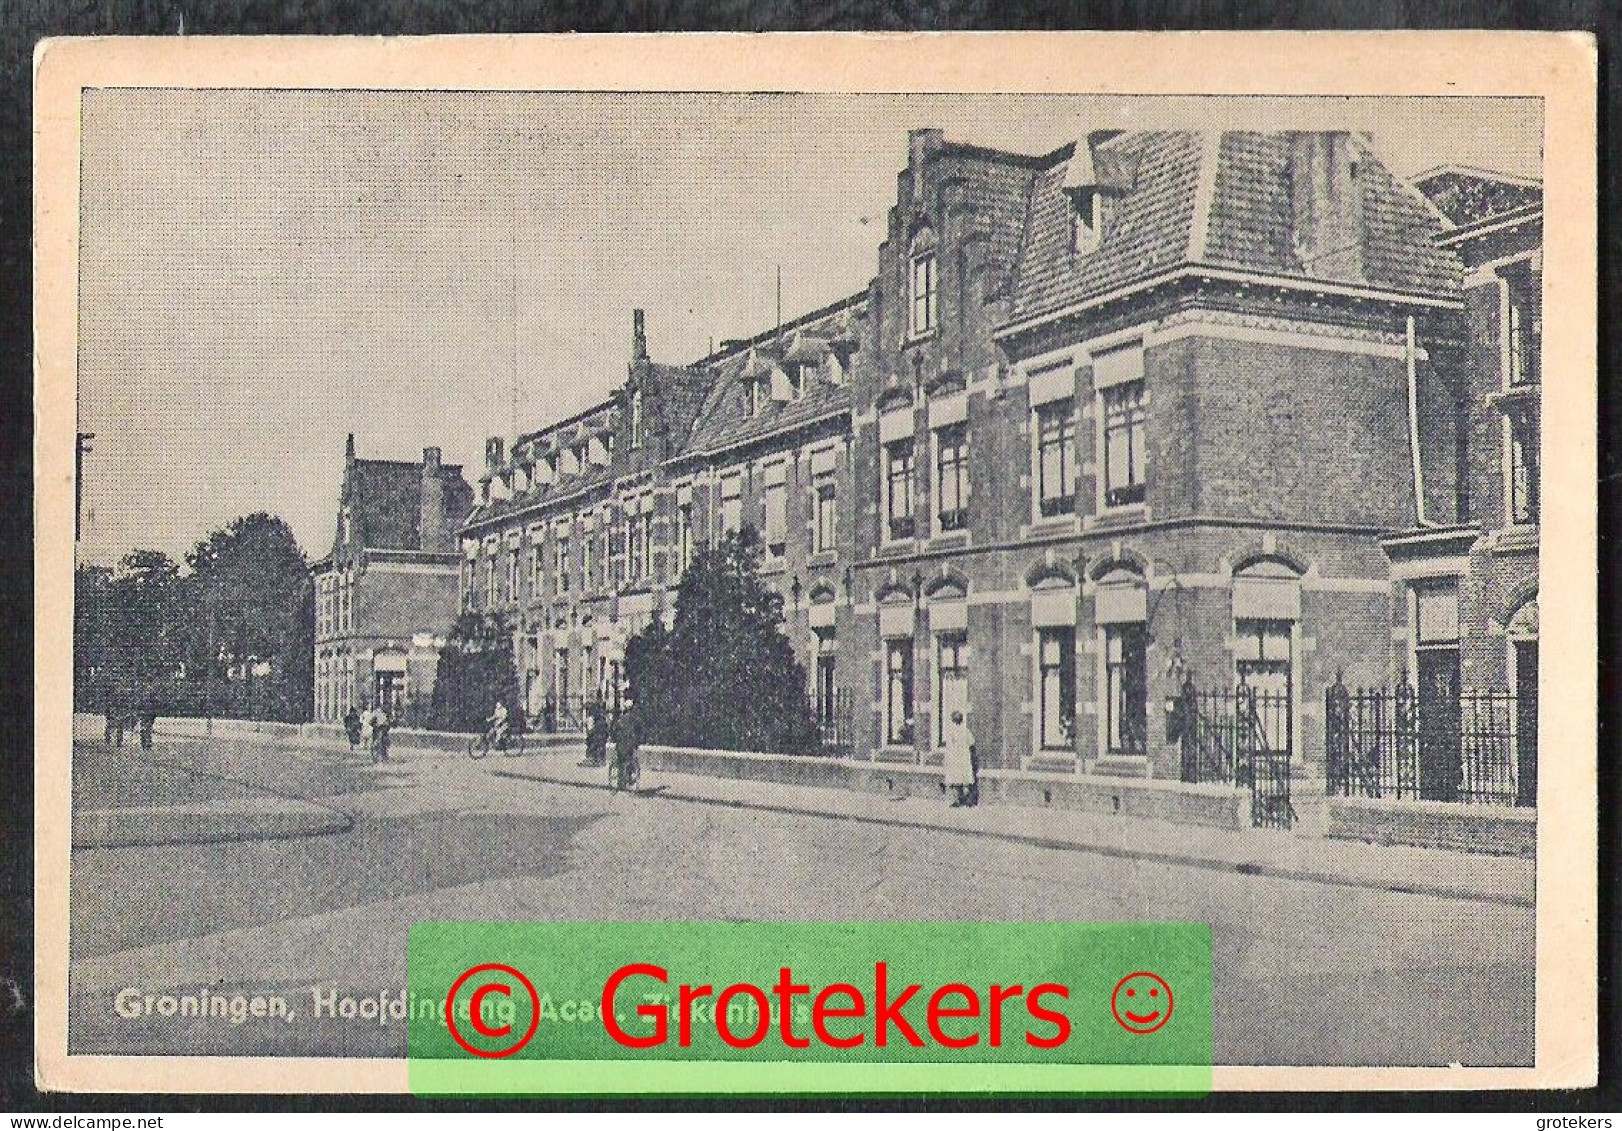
[486, 699, 510, 752]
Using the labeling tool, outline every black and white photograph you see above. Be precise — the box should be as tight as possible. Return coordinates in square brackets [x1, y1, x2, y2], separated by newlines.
[33, 32, 1596, 1094]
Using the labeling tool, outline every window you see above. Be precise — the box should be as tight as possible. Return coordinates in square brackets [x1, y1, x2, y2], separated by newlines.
[909, 246, 937, 337]
[638, 507, 654, 581]
[1105, 624, 1148, 756]
[609, 516, 626, 588]
[936, 633, 968, 747]
[676, 497, 694, 574]
[720, 474, 743, 537]
[581, 529, 594, 591]
[1102, 380, 1147, 507]
[1035, 399, 1077, 518]
[461, 562, 474, 611]
[813, 471, 837, 554]
[763, 477, 788, 560]
[1235, 618, 1293, 753]
[935, 423, 969, 532]
[1506, 266, 1541, 387]
[1037, 627, 1077, 751]
[485, 556, 497, 608]
[1509, 413, 1539, 525]
[530, 544, 543, 597]
[555, 535, 570, 594]
[507, 547, 520, 603]
[630, 388, 643, 448]
[1071, 191, 1104, 255]
[814, 630, 838, 743]
[746, 379, 763, 418]
[627, 504, 645, 582]
[885, 638, 915, 745]
[884, 439, 916, 541]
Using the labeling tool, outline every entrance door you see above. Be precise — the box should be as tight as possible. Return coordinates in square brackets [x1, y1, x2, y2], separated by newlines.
[1417, 649, 1462, 802]
[1514, 640, 1538, 807]
[374, 672, 402, 714]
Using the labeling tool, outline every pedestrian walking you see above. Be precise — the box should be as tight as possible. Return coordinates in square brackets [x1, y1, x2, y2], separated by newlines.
[343, 705, 362, 751]
[945, 710, 977, 808]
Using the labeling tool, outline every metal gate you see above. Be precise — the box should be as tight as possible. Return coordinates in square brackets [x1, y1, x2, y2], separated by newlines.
[1171, 677, 1294, 828]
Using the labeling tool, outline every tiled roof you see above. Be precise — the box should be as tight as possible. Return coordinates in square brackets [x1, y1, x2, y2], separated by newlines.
[1411, 166, 1542, 228]
[340, 458, 472, 557]
[1011, 130, 1461, 327]
[1011, 132, 1204, 322]
[1204, 133, 1460, 294]
[680, 298, 864, 457]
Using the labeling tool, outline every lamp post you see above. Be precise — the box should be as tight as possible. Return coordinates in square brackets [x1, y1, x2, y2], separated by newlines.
[75, 432, 95, 542]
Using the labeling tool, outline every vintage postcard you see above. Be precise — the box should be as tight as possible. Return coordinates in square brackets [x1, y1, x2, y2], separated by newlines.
[33, 32, 1596, 1094]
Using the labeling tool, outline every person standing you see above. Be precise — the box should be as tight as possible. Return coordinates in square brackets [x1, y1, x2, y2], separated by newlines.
[370, 702, 392, 762]
[137, 697, 157, 751]
[343, 705, 362, 751]
[945, 710, 977, 808]
[583, 700, 608, 767]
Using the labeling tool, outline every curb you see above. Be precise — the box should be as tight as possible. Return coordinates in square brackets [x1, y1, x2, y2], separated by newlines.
[488, 767, 1534, 909]
[73, 800, 354, 849]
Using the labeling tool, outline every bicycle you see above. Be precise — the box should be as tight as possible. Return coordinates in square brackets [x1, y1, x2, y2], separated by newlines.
[609, 746, 640, 791]
[467, 727, 527, 760]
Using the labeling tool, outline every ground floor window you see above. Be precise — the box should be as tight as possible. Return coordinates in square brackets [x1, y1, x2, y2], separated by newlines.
[885, 638, 914, 745]
[814, 629, 838, 743]
[1037, 627, 1076, 751]
[1105, 623, 1148, 756]
[1234, 617, 1293, 753]
[936, 633, 968, 746]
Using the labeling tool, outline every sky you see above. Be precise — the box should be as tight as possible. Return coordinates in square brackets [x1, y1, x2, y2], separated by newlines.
[75, 90, 1543, 567]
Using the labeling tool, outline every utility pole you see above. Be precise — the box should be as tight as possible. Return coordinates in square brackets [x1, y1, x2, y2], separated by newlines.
[75, 432, 94, 542]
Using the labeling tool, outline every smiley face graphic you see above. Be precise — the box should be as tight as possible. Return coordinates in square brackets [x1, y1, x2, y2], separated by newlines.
[1110, 972, 1173, 1034]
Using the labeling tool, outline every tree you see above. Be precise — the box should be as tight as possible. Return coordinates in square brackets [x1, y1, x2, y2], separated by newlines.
[428, 612, 521, 733]
[78, 551, 184, 712]
[623, 527, 822, 755]
[180, 513, 312, 721]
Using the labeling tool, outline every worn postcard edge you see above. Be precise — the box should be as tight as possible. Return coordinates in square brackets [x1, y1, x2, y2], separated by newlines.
[32, 30, 1598, 1094]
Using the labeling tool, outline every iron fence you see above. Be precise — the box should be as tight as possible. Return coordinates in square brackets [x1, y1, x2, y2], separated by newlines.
[819, 688, 856, 754]
[531, 694, 595, 734]
[1325, 676, 1528, 806]
[1171, 679, 1294, 828]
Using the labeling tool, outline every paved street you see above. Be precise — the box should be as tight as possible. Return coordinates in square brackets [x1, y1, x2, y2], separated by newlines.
[67, 733, 1534, 1067]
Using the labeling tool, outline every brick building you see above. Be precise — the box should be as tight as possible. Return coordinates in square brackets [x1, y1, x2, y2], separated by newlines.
[456, 127, 1538, 822]
[1371, 165, 1542, 806]
[311, 436, 474, 724]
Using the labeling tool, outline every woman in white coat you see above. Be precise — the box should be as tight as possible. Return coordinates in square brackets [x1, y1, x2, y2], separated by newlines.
[945, 710, 977, 808]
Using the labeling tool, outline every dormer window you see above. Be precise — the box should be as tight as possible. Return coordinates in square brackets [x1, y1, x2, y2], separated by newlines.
[909, 226, 938, 338]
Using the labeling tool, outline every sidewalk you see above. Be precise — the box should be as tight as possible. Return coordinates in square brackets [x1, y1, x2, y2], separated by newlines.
[488, 744, 1535, 908]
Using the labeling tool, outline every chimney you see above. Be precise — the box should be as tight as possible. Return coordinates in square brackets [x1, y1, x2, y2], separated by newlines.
[484, 436, 505, 474]
[345, 432, 356, 464]
[1288, 132, 1366, 282]
[632, 309, 648, 361]
[908, 128, 945, 197]
[420, 447, 448, 552]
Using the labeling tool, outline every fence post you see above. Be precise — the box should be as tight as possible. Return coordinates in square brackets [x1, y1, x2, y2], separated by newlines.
[1326, 671, 1349, 796]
